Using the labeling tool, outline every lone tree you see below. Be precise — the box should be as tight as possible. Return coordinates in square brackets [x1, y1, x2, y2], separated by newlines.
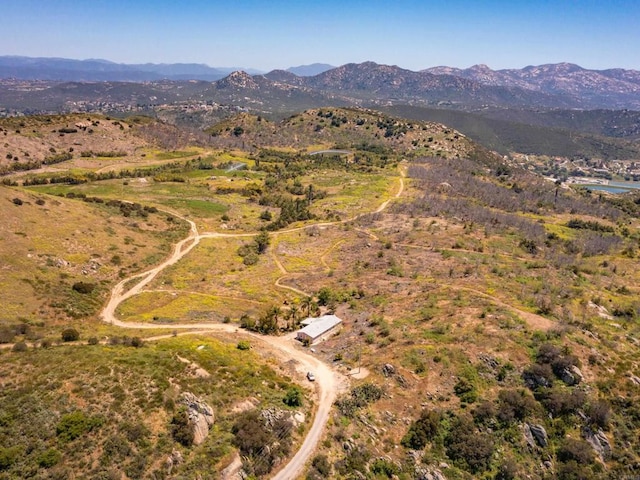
[61, 328, 80, 342]
[254, 231, 270, 254]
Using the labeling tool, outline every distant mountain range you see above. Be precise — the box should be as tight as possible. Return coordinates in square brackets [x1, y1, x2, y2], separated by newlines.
[0, 56, 336, 82]
[1, 56, 638, 110]
[0, 56, 264, 81]
[425, 63, 640, 110]
[286, 63, 335, 76]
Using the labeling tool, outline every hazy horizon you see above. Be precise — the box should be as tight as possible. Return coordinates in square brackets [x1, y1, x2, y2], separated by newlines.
[2, 0, 639, 72]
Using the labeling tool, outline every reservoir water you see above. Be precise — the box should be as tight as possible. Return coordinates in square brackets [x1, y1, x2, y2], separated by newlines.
[577, 181, 640, 194]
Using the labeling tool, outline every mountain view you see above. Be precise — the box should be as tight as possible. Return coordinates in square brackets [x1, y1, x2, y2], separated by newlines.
[1, 1, 640, 480]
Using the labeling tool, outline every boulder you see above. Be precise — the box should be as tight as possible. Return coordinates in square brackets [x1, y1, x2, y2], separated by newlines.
[478, 353, 499, 370]
[220, 453, 244, 480]
[522, 369, 552, 389]
[560, 365, 583, 386]
[415, 466, 446, 480]
[571, 365, 584, 384]
[584, 427, 612, 461]
[180, 392, 215, 446]
[523, 424, 536, 448]
[165, 449, 183, 474]
[382, 363, 395, 377]
[528, 424, 548, 448]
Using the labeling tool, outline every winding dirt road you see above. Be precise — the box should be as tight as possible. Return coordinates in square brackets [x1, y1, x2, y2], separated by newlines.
[99, 167, 406, 479]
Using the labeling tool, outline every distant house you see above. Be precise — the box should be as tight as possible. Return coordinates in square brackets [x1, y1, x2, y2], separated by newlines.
[296, 314, 342, 344]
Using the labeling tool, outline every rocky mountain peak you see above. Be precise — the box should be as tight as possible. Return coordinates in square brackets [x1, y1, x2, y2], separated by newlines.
[217, 70, 259, 90]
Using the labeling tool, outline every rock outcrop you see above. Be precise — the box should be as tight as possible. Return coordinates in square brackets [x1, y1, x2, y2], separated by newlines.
[415, 466, 447, 480]
[528, 424, 548, 448]
[165, 449, 183, 474]
[382, 363, 395, 377]
[180, 392, 215, 446]
[560, 365, 584, 386]
[584, 427, 612, 461]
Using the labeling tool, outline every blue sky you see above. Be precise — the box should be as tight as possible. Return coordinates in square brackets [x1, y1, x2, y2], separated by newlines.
[3, 0, 639, 71]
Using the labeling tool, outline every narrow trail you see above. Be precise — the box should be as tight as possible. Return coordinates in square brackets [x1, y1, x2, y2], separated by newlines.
[455, 285, 555, 331]
[320, 240, 345, 272]
[270, 251, 311, 298]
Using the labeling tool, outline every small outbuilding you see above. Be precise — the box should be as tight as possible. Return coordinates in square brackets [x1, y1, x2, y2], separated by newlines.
[296, 314, 342, 344]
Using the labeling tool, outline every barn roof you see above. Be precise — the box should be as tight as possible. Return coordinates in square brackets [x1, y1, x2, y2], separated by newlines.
[297, 314, 342, 340]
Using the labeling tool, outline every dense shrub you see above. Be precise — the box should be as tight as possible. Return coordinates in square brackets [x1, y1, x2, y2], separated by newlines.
[61, 328, 80, 342]
[586, 399, 611, 429]
[283, 387, 303, 407]
[335, 445, 371, 476]
[531, 343, 580, 385]
[0, 446, 20, 470]
[170, 407, 193, 447]
[445, 416, 494, 473]
[11, 341, 27, 352]
[335, 383, 383, 417]
[454, 377, 478, 403]
[523, 362, 555, 389]
[497, 389, 538, 424]
[537, 388, 586, 417]
[72, 282, 96, 294]
[309, 454, 331, 477]
[232, 410, 292, 477]
[36, 448, 61, 468]
[473, 400, 496, 425]
[557, 438, 595, 465]
[0, 327, 15, 344]
[370, 458, 400, 478]
[56, 410, 103, 442]
[495, 458, 519, 480]
[566, 218, 615, 233]
[401, 409, 441, 450]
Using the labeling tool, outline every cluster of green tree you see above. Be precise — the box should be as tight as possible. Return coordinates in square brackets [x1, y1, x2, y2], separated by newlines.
[79, 150, 126, 157]
[236, 231, 270, 266]
[0, 152, 73, 175]
[566, 218, 615, 233]
[152, 174, 186, 182]
[259, 194, 315, 230]
[18, 156, 217, 185]
[376, 117, 409, 138]
[253, 147, 393, 176]
[240, 306, 282, 335]
[53, 192, 159, 218]
[241, 295, 319, 335]
[250, 169, 327, 229]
